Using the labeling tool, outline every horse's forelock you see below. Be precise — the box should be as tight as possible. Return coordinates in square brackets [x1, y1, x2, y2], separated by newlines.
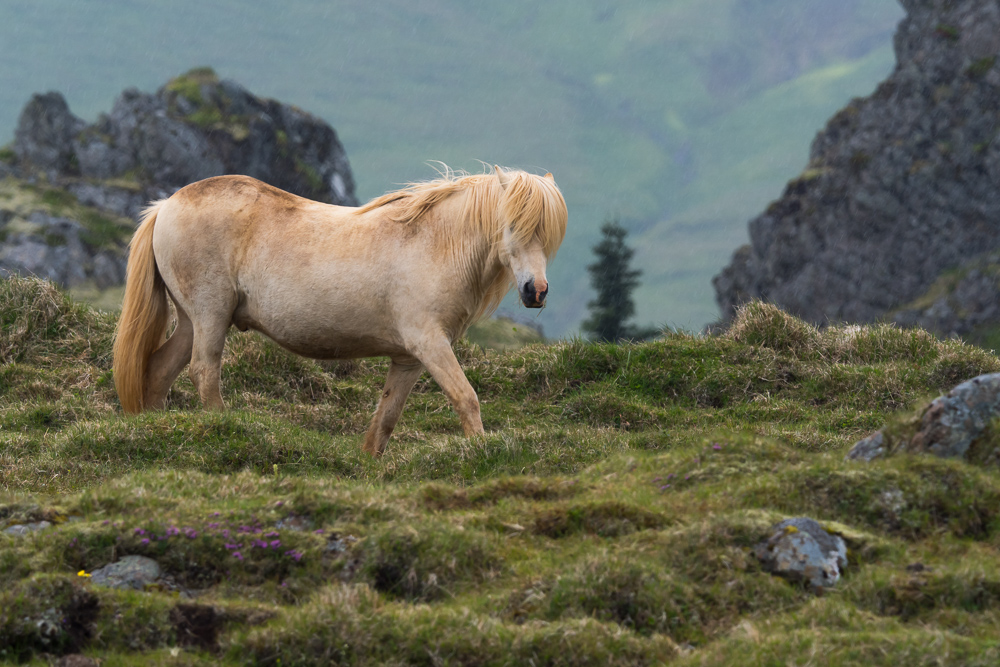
[495, 171, 568, 259]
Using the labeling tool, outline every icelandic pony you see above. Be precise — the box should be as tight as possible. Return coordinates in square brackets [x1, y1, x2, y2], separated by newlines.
[112, 166, 567, 455]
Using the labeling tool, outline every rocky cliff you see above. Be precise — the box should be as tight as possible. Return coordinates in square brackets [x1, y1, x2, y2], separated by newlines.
[713, 0, 1000, 340]
[0, 68, 357, 291]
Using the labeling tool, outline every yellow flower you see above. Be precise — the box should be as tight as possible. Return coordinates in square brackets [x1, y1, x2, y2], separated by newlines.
[77, 570, 91, 578]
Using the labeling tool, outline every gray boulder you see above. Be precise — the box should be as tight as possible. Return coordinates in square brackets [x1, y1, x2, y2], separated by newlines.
[754, 517, 848, 590]
[906, 372, 1000, 459]
[89, 555, 162, 590]
[848, 372, 1000, 462]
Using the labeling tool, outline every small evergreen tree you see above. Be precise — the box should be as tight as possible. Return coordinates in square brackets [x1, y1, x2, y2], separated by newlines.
[582, 219, 656, 342]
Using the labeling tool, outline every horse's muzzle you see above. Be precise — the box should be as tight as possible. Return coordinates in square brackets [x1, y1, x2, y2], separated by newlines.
[520, 278, 548, 308]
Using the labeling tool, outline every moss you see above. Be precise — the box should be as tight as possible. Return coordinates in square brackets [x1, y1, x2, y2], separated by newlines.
[935, 24, 960, 41]
[850, 150, 872, 171]
[967, 56, 997, 79]
[359, 520, 503, 601]
[294, 157, 324, 195]
[40, 187, 76, 213]
[165, 67, 219, 105]
[0, 145, 15, 164]
[532, 501, 667, 538]
[186, 106, 224, 128]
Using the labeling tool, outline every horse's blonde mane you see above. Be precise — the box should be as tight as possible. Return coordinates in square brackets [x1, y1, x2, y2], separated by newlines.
[355, 166, 568, 322]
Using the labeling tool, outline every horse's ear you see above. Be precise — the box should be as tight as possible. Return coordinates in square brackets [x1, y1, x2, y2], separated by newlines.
[544, 172, 554, 181]
[494, 165, 512, 191]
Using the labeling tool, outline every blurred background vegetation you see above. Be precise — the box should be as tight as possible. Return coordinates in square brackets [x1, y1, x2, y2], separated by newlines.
[0, 0, 904, 336]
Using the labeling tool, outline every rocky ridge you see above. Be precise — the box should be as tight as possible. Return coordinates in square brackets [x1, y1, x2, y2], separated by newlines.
[713, 0, 1000, 340]
[0, 67, 357, 291]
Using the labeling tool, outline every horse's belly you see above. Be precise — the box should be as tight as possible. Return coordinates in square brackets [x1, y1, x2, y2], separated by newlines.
[233, 304, 402, 360]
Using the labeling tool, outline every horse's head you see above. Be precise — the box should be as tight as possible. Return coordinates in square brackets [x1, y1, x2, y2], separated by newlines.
[494, 167, 567, 309]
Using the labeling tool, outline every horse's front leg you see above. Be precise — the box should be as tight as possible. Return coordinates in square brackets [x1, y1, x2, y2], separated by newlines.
[410, 337, 485, 438]
[362, 358, 424, 457]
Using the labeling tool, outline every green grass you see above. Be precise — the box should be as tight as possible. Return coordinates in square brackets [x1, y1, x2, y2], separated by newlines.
[3, 275, 1000, 664]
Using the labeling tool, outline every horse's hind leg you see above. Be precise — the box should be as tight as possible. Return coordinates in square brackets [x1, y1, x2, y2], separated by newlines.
[143, 299, 193, 409]
[362, 358, 424, 456]
[189, 318, 230, 410]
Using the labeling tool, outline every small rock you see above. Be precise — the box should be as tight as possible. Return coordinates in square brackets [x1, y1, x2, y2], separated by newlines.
[754, 517, 847, 590]
[89, 555, 161, 590]
[324, 533, 358, 554]
[3, 520, 52, 536]
[275, 515, 312, 532]
[846, 430, 885, 462]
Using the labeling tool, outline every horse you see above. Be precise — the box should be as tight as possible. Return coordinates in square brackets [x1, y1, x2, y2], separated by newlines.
[112, 165, 567, 456]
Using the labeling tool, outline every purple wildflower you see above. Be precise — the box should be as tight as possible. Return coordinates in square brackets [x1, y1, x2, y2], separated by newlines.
[274, 501, 284, 507]
[184, 528, 198, 539]
[211, 512, 221, 517]
[280, 581, 288, 587]
[712, 444, 722, 450]
[685, 475, 691, 480]
[140, 538, 150, 545]
[313, 529, 324, 535]
[659, 484, 670, 490]
[285, 550, 303, 562]
[667, 473, 675, 479]
[270, 540, 281, 549]
[221, 529, 230, 538]
[233, 551, 243, 561]
[225, 543, 242, 550]
[134, 528, 146, 535]
[652, 477, 661, 482]
[264, 531, 279, 538]
[102, 520, 110, 526]
[207, 522, 221, 530]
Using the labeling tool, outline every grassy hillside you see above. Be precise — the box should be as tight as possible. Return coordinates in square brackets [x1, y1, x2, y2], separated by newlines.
[0, 0, 903, 334]
[4, 275, 1000, 664]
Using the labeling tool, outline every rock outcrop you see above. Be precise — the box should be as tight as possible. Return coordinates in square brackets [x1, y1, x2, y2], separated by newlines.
[848, 371, 1000, 464]
[0, 68, 357, 290]
[12, 68, 357, 216]
[714, 0, 1000, 337]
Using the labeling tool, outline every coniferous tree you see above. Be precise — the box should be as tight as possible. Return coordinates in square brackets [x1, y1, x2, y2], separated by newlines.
[582, 219, 656, 342]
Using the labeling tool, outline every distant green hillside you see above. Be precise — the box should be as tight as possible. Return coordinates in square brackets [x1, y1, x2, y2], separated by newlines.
[0, 0, 903, 334]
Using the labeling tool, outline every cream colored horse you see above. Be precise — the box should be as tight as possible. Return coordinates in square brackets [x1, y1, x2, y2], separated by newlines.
[112, 166, 567, 455]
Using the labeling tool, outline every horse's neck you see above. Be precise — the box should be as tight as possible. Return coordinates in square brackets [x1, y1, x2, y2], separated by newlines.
[438, 193, 507, 302]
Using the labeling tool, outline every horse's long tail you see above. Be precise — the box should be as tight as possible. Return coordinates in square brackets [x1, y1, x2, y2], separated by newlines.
[113, 201, 169, 414]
